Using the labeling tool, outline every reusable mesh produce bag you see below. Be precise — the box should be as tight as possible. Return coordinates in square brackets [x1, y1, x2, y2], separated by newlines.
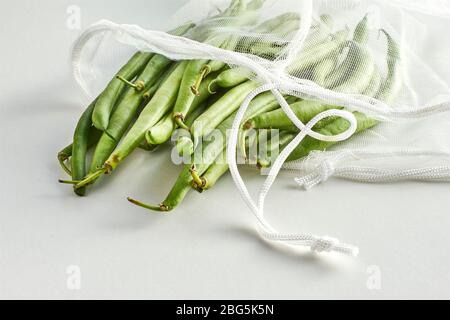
[72, 0, 450, 256]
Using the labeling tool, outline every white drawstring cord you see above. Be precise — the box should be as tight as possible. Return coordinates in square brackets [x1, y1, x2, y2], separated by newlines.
[227, 83, 359, 256]
[293, 150, 450, 188]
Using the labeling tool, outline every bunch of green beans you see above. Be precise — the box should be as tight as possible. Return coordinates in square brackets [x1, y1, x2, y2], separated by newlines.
[58, 7, 402, 213]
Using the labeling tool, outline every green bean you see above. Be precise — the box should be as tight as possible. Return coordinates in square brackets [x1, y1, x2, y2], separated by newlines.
[175, 134, 194, 158]
[255, 12, 299, 34]
[286, 29, 402, 163]
[142, 62, 177, 102]
[363, 65, 382, 97]
[208, 67, 251, 93]
[171, 54, 228, 130]
[286, 112, 378, 162]
[92, 52, 153, 131]
[173, 74, 221, 157]
[300, 15, 334, 51]
[150, 68, 213, 145]
[312, 58, 336, 87]
[88, 55, 174, 174]
[331, 42, 375, 94]
[184, 0, 261, 98]
[129, 87, 297, 211]
[245, 100, 340, 131]
[241, 20, 300, 60]
[196, 152, 229, 191]
[324, 16, 370, 89]
[287, 28, 349, 75]
[175, 101, 209, 157]
[319, 14, 334, 30]
[257, 131, 296, 168]
[115, 61, 187, 157]
[75, 61, 189, 190]
[192, 0, 254, 42]
[57, 127, 102, 176]
[297, 27, 398, 166]
[376, 29, 402, 104]
[248, 18, 301, 57]
[247, 0, 265, 11]
[173, 22, 247, 129]
[71, 99, 98, 196]
[138, 140, 156, 151]
[353, 14, 370, 44]
[238, 94, 298, 158]
[90, 22, 194, 132]
[173, 59, 209, 129]
[188, 3, 261, 101]
[145, 113, 176, 145]
[57, 144, 74, 176]
[128, 111, 235, 211]
[238, 12, 299, 53]
[191, 81, 259, 147]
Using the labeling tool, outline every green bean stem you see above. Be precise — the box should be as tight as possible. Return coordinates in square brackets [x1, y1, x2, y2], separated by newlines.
[57, 144, 74, 176]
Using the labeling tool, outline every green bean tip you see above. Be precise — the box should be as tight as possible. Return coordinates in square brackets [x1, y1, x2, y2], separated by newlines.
[58, 179, 81, 185]
[127, 197, 171, 212]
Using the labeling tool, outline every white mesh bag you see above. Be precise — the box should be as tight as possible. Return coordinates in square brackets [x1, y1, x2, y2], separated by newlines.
[71, 0, 450, 256]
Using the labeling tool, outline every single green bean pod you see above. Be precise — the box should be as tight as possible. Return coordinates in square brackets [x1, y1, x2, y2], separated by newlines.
[286, 112, 379, 162]
[245, 100, 340, 131]
[257, 131, 296, 168]
[71, 99, 98, 196]
[92, 52, 153, 131]
[57, 127, 102, 176]
[287, 28, 349, 75]
[191, 81, 259, 148]
[376, 29, 402, 104]
[208, 67, 252, 93]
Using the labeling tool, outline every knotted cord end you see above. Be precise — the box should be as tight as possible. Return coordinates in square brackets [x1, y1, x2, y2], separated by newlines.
[311, 236, 358, 256]
[295, 159, 335, 190]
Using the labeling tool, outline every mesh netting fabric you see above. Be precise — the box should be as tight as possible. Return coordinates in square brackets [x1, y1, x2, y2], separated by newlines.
[71, 0, 450, 255]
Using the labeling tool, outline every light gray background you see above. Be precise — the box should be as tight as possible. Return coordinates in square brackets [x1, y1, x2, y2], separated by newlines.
[0, 0, 449, 299]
